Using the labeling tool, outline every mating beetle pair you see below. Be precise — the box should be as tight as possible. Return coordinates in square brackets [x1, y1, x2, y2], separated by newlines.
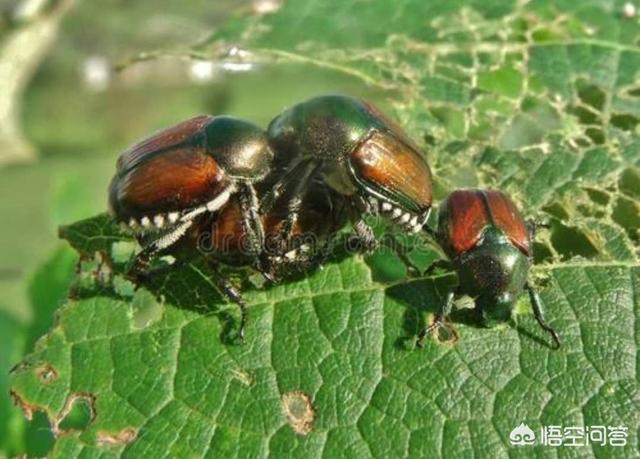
[108, 94, 560, 348]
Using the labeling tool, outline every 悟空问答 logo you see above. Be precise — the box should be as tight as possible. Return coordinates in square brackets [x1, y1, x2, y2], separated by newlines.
[510, 423, 536, 446]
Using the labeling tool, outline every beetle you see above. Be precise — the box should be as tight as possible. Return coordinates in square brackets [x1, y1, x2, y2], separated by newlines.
[134, 179, 348, 340]
[417, 189, 561, 349]
[265, 95, 433, 253]
[109, 114, 274, 270]
[108, 115, 275, 339]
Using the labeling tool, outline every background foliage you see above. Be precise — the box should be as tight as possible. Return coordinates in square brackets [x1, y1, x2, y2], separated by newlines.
[3, 0, 640, 457]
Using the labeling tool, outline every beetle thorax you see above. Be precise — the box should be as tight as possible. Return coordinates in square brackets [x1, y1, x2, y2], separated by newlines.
[454, 236, 530, 303]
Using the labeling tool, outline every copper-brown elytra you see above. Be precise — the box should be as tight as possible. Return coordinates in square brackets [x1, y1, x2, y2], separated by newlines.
[109, 115, 274, 340]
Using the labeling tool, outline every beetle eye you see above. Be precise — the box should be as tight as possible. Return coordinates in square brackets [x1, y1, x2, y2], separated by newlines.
[350, 131, 432, 213]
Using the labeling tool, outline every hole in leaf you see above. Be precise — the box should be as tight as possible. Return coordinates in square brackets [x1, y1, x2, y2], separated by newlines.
[550, 222, 599, 260]
[542, 202, 570, 220]
[113, 274, 136, 297]
[574, 137, 592, 148]
[55, 393, 96, 434]
[576, 80, 606, 111]
[10, 390, 55, 455]
[131, 288, 163, 328]
[610, 113, 639, 131]
[366, 249, 407, 283]
[25, 411, 55, 456]
[585, 127, 605, 145]
[110, 241, 137, 264]
[432, 320, 459, 344]
[570, 105, 600, 125]
[584, 187, 610, 206]
[619, 167, 640, 199]
[430, 106, 466, 138]
[533, 242, 554, 264]
[624, 86, 640, 98]
[500, 114, 545, 148]
[501, 97, 560, 148]
[576, 202, 596, 217]
[443, 140, 470, 155]
[423, 132, 437, 146]
[531, 27, 562, 42]
[612, 196, 640, 242]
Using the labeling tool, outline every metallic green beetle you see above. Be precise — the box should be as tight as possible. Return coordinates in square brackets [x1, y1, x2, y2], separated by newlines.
[264, 95, 434, 251]
[418, 189, 561, 349]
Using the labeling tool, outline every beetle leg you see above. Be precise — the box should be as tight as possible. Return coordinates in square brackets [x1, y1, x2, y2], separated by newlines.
[131, 259, 186, 285]
[347, 218, 422, 277]
[273, 162, 321, 249]
[379, 233, 422, 276]
[128, 220, 194, 278]
[238, 181, 265, 258]
[526, 283, 561, 350]
[347, 218, 378, 253]
[261, 222, 339, 282]
[424, 259, 453, 276]
[421, 224, 436, 239]
[526, 219, 537, 242]
[208, 262, 248, 343]
[526, 218, 551, 242]
[416, 290, 456, 347]
[290, 233, 338, 273]
[259, 159, 308, 214]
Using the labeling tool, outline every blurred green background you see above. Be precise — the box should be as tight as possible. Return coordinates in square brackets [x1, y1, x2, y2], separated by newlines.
[0, 0, 384, 455]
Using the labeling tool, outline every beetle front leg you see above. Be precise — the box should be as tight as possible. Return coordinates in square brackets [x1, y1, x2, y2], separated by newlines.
[526, 282, 561, 350]
[526, 218, 550, 242]
[208, 262, 248, 343]
[416, 290, 457, 347]
[424, 259, 453, 276]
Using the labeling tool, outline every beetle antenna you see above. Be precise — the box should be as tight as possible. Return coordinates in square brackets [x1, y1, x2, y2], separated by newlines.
[421, 224, 436, 238]
[526, 283, 561, 350]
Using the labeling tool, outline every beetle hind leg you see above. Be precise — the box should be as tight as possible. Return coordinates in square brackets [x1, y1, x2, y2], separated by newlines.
[206, 262, 249, 344]
[416, 290, 457, 347]
[217, 278, 248, 343]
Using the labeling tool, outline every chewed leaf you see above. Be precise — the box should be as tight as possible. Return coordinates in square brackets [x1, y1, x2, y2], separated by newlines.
[10, 0, 640, 457]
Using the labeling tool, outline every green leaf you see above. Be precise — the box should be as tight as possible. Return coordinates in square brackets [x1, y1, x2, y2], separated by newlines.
[0, 310, 26, 454]
[10, 0, 640, 457]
